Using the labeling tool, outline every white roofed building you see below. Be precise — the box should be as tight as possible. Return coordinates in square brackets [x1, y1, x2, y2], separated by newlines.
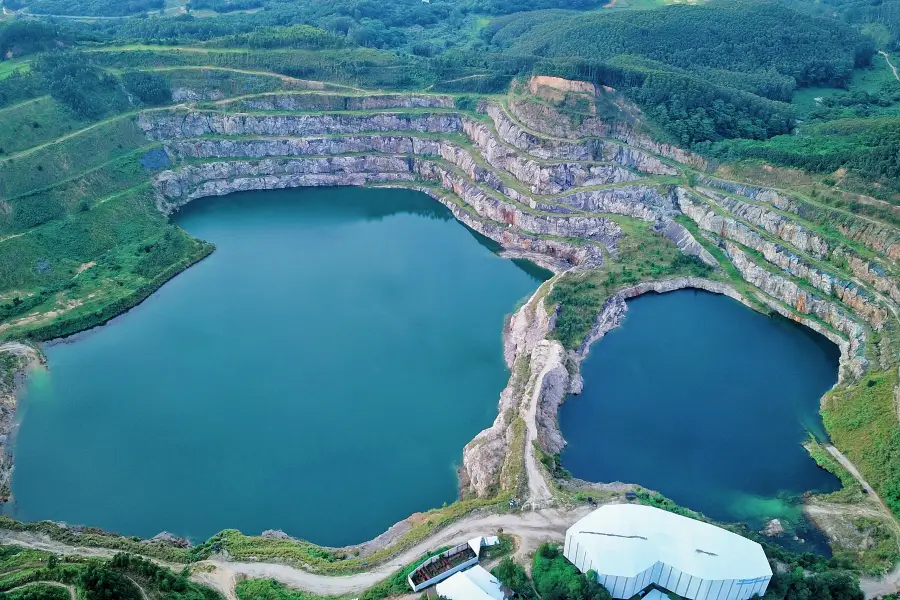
[435, 565, 510, 600]
[564, 504, 771, 600]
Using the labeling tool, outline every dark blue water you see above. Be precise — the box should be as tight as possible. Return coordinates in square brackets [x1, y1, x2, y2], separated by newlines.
[11, 187, 547, 545]
[559, 289, 841, 534]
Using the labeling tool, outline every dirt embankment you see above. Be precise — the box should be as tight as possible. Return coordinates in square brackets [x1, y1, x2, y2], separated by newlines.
[0, 343, 43, 500]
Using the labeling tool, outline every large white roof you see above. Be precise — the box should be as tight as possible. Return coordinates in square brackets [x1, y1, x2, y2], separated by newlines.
[567, 504, 772, 581]
[435, 565, 505, 600]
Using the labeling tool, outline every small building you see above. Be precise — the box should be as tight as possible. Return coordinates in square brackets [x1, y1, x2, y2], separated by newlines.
[564, 504, 772, 600]
[435, 565, 510, 600]
[407, 536, 501, 592]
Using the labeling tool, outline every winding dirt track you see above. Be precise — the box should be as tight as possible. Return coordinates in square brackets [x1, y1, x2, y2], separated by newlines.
[879, 51, 900, 83]
[0, 507, 592, 599]
[6, 581, 75, 600]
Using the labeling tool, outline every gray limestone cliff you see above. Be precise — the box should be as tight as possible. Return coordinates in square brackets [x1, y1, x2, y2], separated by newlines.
[678, 190, 889, 329]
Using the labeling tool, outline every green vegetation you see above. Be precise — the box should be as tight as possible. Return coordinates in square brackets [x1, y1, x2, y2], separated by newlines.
[531, 544, 611, 600]
[804, 438, 865, 504]
[548, 218, 715, 350]
[708, 116, 900, 200]
[4, 0, 163, 16]
[122, 71, 172, 105]
[0, 545, 220, 600]
[0, 583, 70, 600]
[0, 0, 896, 585]
[0, 518, 193, 562]
[232, 539, 512, 600]
[0, 96, 87, 156]
[759, 544, 864, 600]
[823, 370, 900, 517]
[780, 0, 900, 48]
[235, 580, 332, 600]
[491, 557, 537, 600]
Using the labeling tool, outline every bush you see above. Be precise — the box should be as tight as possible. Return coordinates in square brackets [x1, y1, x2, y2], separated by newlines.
[492, 557, 536, 600]
[531, 544, 611, 600]
[121, 71, 172, 105]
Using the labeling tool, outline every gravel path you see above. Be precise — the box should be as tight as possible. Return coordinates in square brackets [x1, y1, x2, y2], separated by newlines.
[0, 506, 592, 598]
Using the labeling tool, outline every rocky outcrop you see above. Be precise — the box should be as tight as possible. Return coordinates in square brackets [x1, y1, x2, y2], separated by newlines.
[549, 186, 675, 220]
[149, 531, 190, 547]
[506, 98, 706, 170]
[463, 281, 558, 497]
[154, 157, 612, 270]
[461, 118, 642, 195]
[726, 244, 865, 346]
[0, 343, 42, 502]
[227, 92, 455, 112]
[698, 188, 830, 259]
[158, 156, 621, 252]
[139, 111, 463, 140]
[701, 177, 900, 263]
[654, 218, 718, 267]
[680, 191, 889, 329]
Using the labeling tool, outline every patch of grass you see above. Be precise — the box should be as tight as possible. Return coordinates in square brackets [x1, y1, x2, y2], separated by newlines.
[548, 218, 715, 349]
[0, 59, 30, 81]
[235, 579, 336, 600]
[822, 369, 900, 519]
[804, 437, 865, 503]
[0, 519, 193, 563]
[831, 516, 900, 576]
[0, 96, 88, 156]
[0, 116, 148, 200]
[196, 494, 502, 575]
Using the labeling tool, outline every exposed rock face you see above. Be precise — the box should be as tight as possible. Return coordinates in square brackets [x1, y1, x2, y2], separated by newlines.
[505, 98, 706, 170]
[139, 111, 463, 140]
[462, 117, 643, 193]
[702, 177, 900, 268]
[530, 339, 571, 457]
[654, 218, 718, 267]
[159, 156, 619, 251]
[0, 343, 41, 501]
[260, 529, 292, 540]
[726, 244, 865, 349]
[229, 92, 455, 112]
[528, 76, 597, 100]
[763, 519, 785, 537]
[550, 186, 675, 220]
[149, 531, 190, 547]
[699, 189, 830, 260]
[132, 92, 881, 505]
[463, 283, 573, 498]
[157, 113, 649, 197]
[679, 190, 888, 328]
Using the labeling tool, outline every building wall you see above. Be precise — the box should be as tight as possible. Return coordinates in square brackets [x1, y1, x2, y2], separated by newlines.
[563, 532, 770, 600]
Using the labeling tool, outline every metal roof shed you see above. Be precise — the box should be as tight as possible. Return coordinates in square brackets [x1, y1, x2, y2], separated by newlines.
[435, 565, 508, 600]
[564, 504, 772, 600]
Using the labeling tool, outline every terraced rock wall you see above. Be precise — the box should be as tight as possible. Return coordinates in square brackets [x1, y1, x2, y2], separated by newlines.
[137, 91, 899, 501]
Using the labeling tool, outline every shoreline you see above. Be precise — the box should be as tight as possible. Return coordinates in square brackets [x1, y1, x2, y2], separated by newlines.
[0, 224, 858, 561]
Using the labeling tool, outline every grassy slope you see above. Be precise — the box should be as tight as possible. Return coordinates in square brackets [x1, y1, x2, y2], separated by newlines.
[0, 96, 89, 156]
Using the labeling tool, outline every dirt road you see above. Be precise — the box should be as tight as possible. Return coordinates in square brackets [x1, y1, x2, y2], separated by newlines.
[522, 346, 558, 508]
[201, 506, 589, 596]
[0, 506, 591, 598]
[825, 444, 900, 598]
[7, 581, 76, 600]
[879, 51, 900, 83]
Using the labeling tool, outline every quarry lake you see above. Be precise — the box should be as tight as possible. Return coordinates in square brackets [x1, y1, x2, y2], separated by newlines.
[10, 187, 546, 545]
[560, 289, 842, 537]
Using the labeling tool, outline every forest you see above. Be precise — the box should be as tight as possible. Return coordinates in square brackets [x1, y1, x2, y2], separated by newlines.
[0, 0, 882, 148]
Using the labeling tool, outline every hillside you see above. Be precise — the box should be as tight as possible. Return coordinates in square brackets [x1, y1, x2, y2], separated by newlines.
[1, 1, 900, 599]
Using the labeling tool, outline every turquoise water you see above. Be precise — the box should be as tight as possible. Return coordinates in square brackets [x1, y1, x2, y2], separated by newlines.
[559, 289, 842, 540]
[10, 187, 546, 546]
